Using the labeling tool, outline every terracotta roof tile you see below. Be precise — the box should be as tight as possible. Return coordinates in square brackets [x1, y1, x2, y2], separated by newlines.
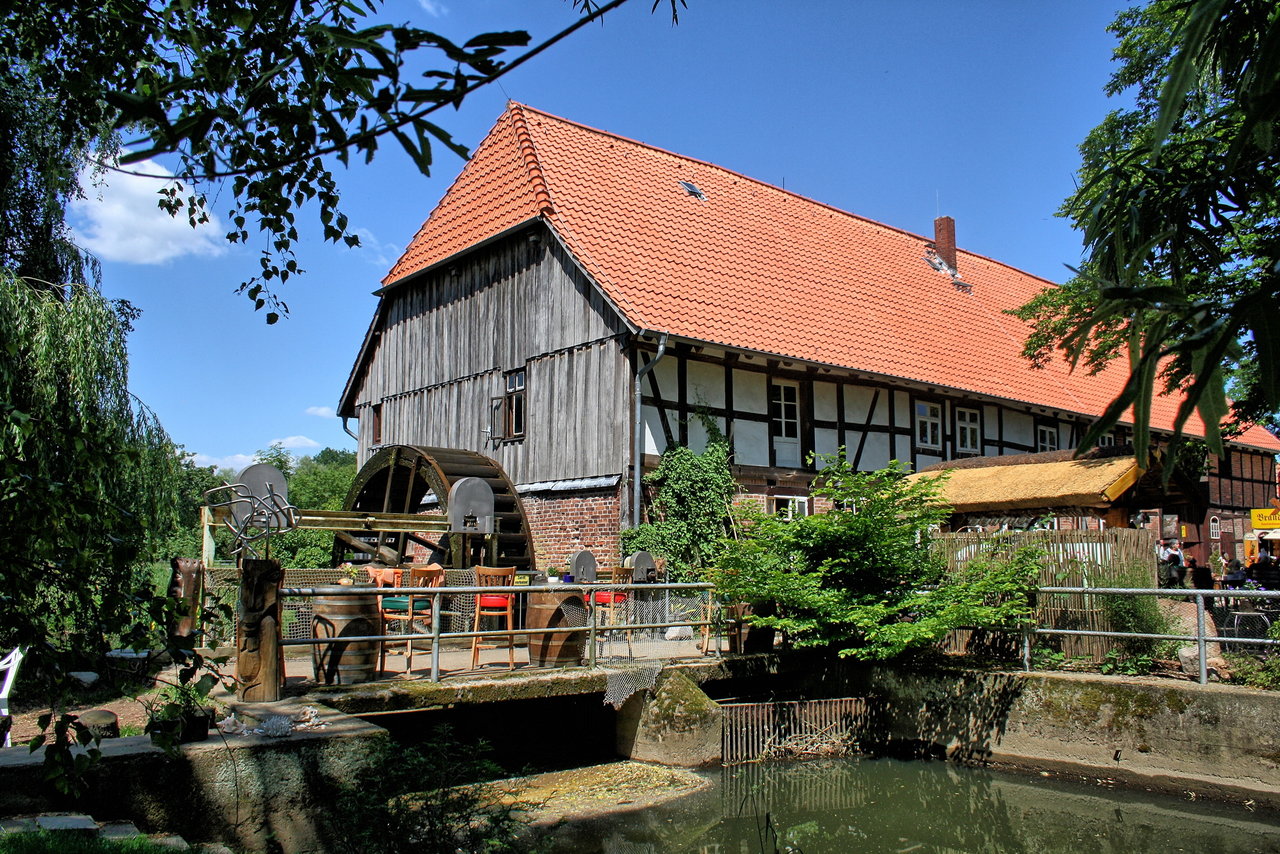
[384, 103, 1280, 453]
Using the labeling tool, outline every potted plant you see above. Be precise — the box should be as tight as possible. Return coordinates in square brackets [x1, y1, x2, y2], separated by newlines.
[145, 674, 218, 747]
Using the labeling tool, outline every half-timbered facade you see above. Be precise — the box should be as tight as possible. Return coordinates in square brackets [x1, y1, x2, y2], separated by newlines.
[340, 103, 1280, 570]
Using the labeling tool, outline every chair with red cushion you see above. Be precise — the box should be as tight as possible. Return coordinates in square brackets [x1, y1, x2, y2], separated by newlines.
[590, 566, 632, 653]
[470, 565, 518, 670]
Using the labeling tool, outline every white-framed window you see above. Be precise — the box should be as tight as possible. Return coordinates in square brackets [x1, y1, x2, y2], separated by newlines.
[956, 407, 981, 454]
[490, 368, 527, 441]
[1036, 424, 1059, 453]
[770, 380, 800, 467]
[915, 401, 942, 449]
[1097, 433, 1115, 447]
[768, 495, 810, 520]
[1209, 515, 1221, 540]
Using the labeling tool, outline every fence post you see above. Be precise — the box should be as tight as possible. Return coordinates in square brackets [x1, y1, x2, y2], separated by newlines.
[1195, 591, 1209, 686]
[430, 591, 443, 683]
[1021, 628, 1032, 672]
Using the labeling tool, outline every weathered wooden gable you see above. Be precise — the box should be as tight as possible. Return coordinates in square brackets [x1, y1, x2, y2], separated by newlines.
[350, 227, 634, 484]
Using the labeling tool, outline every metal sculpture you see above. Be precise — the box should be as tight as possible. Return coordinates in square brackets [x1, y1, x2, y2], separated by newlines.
[202, 464, 299, 559]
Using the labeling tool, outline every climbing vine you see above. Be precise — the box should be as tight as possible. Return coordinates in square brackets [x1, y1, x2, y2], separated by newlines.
[620, 421, 736, 581]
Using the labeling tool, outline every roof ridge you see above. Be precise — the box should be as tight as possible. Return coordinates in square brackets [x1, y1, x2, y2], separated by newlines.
[514, 104, 1059, 284]
[508, 102, 554, 215]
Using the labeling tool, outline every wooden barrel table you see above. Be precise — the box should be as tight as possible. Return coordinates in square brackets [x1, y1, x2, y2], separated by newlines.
[313, 586, 382, 684]
[527, 590, 587, 667]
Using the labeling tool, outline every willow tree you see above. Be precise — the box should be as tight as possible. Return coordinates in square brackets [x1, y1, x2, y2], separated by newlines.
[0, 274, 180, 668]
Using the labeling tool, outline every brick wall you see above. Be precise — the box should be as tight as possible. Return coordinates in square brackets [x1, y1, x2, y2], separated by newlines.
[521, 487, 624, 572]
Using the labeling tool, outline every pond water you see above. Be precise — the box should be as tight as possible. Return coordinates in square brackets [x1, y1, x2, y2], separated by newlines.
[549, 758, 1280, 853]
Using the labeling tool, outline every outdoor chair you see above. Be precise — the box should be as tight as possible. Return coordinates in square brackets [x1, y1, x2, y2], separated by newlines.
[590, 566, 633, 658]
[470, 566, 518, 670]
[380, 564, 445, 674]
[0, 647, 25, 747]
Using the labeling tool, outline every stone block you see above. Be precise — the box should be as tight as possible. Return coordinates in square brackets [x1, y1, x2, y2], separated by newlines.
[0, 818, 36, 834]
[615, 670, 721, 766]
[98, 820, 143, 839]
[34, 813, 98, 834]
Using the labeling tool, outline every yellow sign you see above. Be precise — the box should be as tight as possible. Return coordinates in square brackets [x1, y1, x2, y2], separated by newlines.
[1251, 508, 1280, 529]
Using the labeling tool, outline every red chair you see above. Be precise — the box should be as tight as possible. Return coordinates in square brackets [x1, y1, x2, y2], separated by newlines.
[589, 566, 632, 651]
[470, 566, 517, 670]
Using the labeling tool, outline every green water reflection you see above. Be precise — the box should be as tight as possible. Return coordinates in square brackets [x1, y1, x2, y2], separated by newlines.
[550, 758, 1280, 853]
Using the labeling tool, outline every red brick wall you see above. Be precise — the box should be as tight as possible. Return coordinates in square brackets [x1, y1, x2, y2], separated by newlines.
[521, 487, 624, 573]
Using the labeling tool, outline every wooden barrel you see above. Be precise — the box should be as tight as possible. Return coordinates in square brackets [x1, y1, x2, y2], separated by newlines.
[313, 587, 382, 684]
[527, 591, 586, 667]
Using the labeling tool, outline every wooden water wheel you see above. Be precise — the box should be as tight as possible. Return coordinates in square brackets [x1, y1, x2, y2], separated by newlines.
[332, 445, 535, 573]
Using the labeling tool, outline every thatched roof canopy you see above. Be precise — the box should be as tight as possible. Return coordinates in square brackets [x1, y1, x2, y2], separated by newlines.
[910, 448, 1142, 514]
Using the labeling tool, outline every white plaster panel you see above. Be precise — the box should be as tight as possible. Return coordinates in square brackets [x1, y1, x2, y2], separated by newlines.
[813, 382, 838, 422]
[688, 415, 727, 453]
[854, 432, 891, 471]
[734, 420, 770, 466]
[983, 405, 1001, 440]
[916, 453, 943, 471]
[735, 370, 768, 414]
[642, 404, 666, 455]
[894, 391, 911, 430]
[844, 385, 885, 426]
[1004, 410, 1034, 447]
[895, 433, 912, 463]
[649, 355, 678, 405]
[686, 360, 725, 409]
[814, 428, 839, 466]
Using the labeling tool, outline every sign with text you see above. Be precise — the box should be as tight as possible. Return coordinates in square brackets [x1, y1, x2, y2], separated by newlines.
[1250, 508, 1280, 529]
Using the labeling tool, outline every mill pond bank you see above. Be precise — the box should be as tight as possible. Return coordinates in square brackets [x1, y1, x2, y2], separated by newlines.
[5, 658, 1280, 852]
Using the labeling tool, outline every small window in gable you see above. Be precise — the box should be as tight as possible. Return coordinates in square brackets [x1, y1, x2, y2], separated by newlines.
[916, 401, 942, 449]
[372, 403, 383, 446]
[956, 408, 981, 454]
[490, 368, 527, 441]
[1036, 424, 1059, 453]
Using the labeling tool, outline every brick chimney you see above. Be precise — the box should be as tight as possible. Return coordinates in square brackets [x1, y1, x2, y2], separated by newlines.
[934, 216, 956, 272]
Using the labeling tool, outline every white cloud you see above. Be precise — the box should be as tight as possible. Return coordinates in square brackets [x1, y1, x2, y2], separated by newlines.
[351, 227, 406, 270]
[192, 453, 255, 472]
[69, 159, 227, 265]
[274, 435, 321, 450]
[418, 0, 448, 16]
[305, 405, 337, 418]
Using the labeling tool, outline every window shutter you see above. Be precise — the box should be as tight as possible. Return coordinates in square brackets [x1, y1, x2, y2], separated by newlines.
[489, 396, 508, 441]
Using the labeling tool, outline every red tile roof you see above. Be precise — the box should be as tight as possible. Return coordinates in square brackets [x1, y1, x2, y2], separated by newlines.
[384, 103, 1280, 453]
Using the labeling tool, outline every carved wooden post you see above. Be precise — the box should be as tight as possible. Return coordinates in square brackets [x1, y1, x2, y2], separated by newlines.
[167, 557, 203, 642]
[237, 559, 283, 701]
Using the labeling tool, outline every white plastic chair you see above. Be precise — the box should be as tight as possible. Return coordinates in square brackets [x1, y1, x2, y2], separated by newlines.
[0, 647, 24, 747]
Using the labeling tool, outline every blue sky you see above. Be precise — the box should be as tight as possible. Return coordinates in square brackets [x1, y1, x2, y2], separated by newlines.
[72, 0, 1128, 471]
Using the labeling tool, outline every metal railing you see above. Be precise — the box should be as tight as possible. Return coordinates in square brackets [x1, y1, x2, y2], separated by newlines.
[1024, 586, 1280, 685]
[278, 581, 718, 682]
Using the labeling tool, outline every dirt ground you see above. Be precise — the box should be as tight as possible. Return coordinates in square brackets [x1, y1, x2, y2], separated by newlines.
[7, 687, 159, 744]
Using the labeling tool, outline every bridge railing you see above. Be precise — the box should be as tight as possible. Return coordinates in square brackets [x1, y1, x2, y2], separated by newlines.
[273, 581, 719, 686]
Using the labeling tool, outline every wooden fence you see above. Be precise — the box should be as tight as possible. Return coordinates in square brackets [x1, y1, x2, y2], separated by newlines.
[934, 528, 1159, 661]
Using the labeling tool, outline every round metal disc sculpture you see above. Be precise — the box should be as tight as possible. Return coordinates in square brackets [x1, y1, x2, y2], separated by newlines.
[334, 445, 536, 573]
[203, 463, 299, 559]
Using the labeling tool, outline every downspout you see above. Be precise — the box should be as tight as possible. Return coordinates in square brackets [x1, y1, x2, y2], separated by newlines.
[341, 416, 359, 442]
[632, 331, 669, 527]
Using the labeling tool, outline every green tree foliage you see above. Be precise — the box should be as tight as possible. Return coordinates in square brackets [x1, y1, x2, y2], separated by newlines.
[709, 458, 1041, 660]
[620, 433, 736, 581]
[1014, 0, 1280, 460]
[0, 273, 180, 662]
[0, 0, 680, 320]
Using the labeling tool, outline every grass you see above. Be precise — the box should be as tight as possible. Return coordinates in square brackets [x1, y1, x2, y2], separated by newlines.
[0, 832, 189, 853]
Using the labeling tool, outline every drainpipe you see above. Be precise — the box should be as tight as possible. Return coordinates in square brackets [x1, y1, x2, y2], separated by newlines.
[633, 331, 669, 528]
[341, 416, 358, 442]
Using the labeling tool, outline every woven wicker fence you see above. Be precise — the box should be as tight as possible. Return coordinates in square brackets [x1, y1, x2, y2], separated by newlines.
[934, 528, 1159, 661]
